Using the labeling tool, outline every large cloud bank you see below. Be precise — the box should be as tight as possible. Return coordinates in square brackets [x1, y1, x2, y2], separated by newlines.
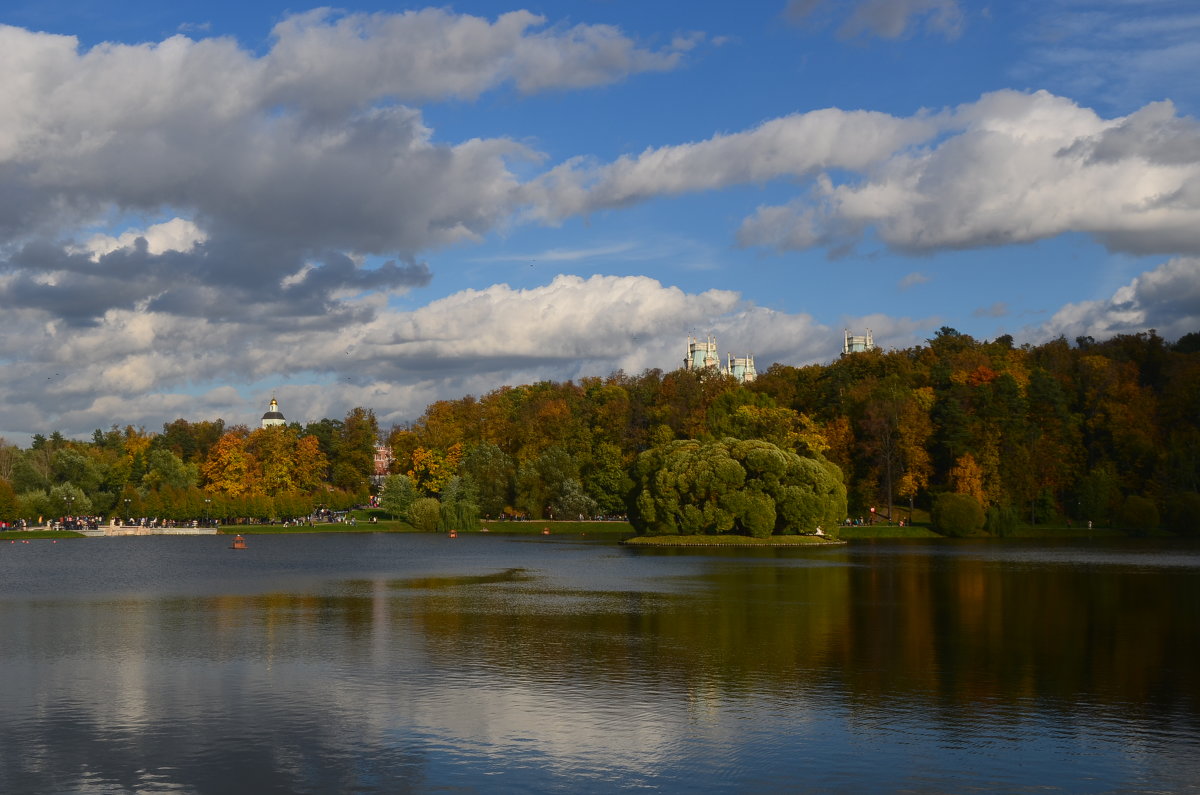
[0, 9, 694, 327]
[530, 90, 1200, 257]
[9, 274, 900, 436]
[1, 8, 1197, 439]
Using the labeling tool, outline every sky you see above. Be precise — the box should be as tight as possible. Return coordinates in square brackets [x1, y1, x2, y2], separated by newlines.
[1, 0, 1199, 442]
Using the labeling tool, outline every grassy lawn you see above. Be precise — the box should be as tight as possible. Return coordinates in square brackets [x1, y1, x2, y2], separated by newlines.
[623, 534, 843, 546]
[839, 524, 941, 539]
[1, 530, 86, 540]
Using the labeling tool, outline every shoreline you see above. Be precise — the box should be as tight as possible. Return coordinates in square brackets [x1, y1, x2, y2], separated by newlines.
[2, 524, 1175, 542]
[622, 535, 845, 547]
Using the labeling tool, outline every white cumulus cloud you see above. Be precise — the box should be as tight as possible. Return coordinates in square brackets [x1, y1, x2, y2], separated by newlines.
[737, 91, 1200, 256]
[0, 275, 858, 439]
[1033, 257, 1200, 343]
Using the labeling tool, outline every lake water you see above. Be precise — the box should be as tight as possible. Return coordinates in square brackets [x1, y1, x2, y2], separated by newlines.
[2, 533, 1198, 793]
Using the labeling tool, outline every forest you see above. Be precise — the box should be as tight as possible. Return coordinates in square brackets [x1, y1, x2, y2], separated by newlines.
[0, 408, 381, 523]
[1, 329, 1197, 534]
[383, 327, 1200, 535]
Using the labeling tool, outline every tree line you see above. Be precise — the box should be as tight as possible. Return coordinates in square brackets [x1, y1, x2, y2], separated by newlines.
[2, 328, 1196, 534]
[383, 328, 1199, 534]
[0, 408, 381, 523]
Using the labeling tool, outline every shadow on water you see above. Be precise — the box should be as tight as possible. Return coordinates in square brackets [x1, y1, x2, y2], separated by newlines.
[387, 567, 535, 589]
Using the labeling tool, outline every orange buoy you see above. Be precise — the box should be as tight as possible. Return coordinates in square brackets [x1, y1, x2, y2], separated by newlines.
[449, 530, 458, 538]
[542, 527, 550, 535]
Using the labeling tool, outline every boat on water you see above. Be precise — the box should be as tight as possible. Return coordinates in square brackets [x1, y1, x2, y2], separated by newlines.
[230, 534, 247, 550]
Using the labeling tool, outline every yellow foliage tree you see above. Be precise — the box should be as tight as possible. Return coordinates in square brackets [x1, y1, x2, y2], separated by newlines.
[246, 427, 296, 495]
[202, 433, 259, 497]
[293, 435, 329, 492]
[949, 453, 987, 506]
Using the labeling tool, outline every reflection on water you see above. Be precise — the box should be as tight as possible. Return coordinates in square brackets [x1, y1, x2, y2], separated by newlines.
[2, 535, 1199, 793]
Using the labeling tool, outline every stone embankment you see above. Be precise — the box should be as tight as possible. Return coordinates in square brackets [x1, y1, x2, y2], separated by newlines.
[77, 526, 219, 537]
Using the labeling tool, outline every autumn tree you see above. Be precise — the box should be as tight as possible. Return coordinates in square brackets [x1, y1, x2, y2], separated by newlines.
[409, 443, 463, 496]
[246, 426, 298, 495]
[202, 432, 258, 496]
[293, 434, 329, 492]
[895, 386, 935, 521]
[949, 453, 986, 506]
[0, 479, 20, 521]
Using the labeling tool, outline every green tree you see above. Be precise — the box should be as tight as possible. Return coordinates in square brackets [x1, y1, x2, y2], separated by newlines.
[379, 474, 418, 520]
[627, 438, 845, 538]
[51, 448, 104, 495]
[985, 502, 1019, 537]
[515, 446, 578, 519]
[409, 497, 442, 533]
[1078, 464, 1120, 527]
[581, 442, 629, 516]
[932, 492, 984, 537]
[438, 476, 481, 531]
[11, 452, 51, 494]
[332, 407, 379, 490]
[1116, 495, 1159, 534]
[19, 490, 52, 522]
[49, 482, 92, 517]
[551, 478, 597, 520]
[1165, 492, 1200, 535]
[142, 449, 197, 491]
[460, 441, 514, 517]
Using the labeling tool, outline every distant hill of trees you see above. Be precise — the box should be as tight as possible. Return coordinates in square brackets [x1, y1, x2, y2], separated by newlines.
[385, 328, 1199, 533]
[2, 329, 1197, 533]
[0, 409, 380, 522]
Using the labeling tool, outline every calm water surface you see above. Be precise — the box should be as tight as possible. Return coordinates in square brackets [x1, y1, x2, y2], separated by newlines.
[1, 533, 1198, 793]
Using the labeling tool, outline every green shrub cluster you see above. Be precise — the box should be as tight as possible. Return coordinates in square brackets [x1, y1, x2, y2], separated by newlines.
[627, 438, 846, 538]
[932, 493, 984, 537]
[1116, 495, 1159, 534]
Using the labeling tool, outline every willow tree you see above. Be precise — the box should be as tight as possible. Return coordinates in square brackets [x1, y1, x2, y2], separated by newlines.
[627, 438, 846, 538]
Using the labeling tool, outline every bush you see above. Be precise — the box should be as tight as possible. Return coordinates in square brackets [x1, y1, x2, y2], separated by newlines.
[439, 498, 480, 532]
[408, 497, 442, 533]
[1165, 492, 1200, 535]
[626, 438, 846, 537]
[985, 502, 1019, 537]
[1116, 495, 1159, 534]
[379, 474, 417, 520]
[932, 493, 984, 537]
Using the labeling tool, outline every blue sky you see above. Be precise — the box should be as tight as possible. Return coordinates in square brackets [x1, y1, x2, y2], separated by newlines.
[1, 0, 1198, 441]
